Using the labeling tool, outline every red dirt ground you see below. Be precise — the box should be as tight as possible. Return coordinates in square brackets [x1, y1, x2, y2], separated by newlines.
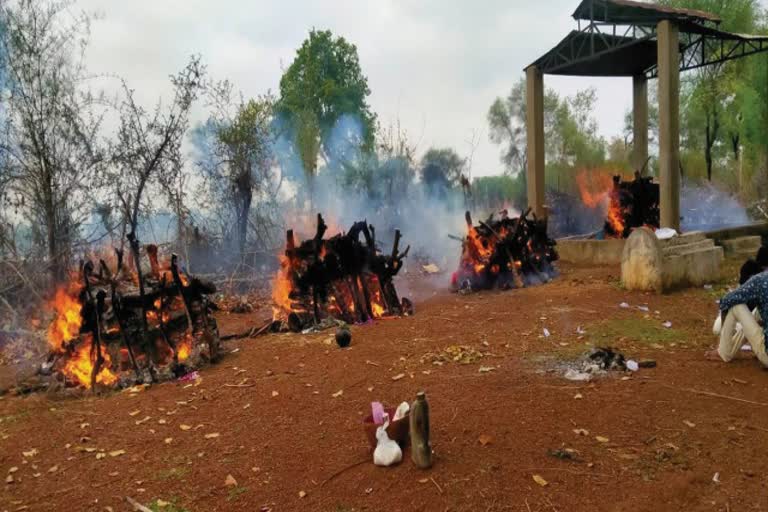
[2, 260, 768, 512]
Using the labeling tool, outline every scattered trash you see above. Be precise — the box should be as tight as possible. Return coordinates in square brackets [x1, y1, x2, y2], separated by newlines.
[332, 390, 344, 398]
[626, 360, 639, 372]
[741, 344, 752, 352]
[637, 305, 650, 312]
[662, 321, 673, 329]
[543, 328, 551, 337]
[422, 264, 441, 274]
[564, 369, 592, 382]
[576, 326, 586, 335]
[371, 402, 385, 424]
[478, 366, 495, 373]
[373, 416, 402, 467]
[620, 302, 630, 309]
[335, 328, 352, 348]
[712, 472, 721, 484]
[573, 428, 589, 436]
[224, 474, 238, 487]
[573, 393, 583, 400]
[393, 402, 410, 422]
[704, 284, 713, 290]
[683, 420, 696, 428]
[298, 490, 307, 499]
[655, 227, 678, 240]
[391, 373, 406, 381]
[178, 372, 199, 383]
[204, 433, 220, 439]
[410, 391, 433, 469]
[595, 436, 609, 443]
[532, 474, 548, 487]
[549, 448, 579, 461]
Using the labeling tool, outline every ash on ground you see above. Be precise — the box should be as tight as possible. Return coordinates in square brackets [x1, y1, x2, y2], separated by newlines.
[546, 347, 630, 381]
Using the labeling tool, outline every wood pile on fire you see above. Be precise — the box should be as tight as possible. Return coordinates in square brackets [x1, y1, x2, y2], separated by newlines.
[41, 234, 220, 392]
[272, 214, 413, 332]
[603, 173, 660, 238]
[452, 209, 558, 291]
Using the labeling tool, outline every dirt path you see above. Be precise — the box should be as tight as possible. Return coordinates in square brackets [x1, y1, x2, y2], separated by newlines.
[2, 262, 768, 512]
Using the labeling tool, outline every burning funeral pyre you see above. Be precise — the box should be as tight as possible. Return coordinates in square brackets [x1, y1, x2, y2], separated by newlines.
[452, 209, 559, 292]
[579, 172, 660, 239]
[43, 236, 219, 391]
[272, 214, 413, 332]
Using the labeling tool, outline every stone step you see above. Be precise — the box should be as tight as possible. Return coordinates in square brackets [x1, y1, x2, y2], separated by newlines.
[662, 245, 724, 289]
[662, 239, 716, 257]
[662, 231, 707, 247]
[719, 236, 762, 256]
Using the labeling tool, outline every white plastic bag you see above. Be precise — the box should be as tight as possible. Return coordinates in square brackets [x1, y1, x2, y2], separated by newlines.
[392, 402, 409, 421]
[373, 417, 402, 467]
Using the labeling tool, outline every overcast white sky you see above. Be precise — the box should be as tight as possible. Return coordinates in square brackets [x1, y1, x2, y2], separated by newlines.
[79, 0, 767, 178]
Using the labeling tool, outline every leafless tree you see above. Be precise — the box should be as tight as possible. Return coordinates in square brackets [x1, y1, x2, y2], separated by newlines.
[194, 80, 280, 264]
[0, 0, 109, 282]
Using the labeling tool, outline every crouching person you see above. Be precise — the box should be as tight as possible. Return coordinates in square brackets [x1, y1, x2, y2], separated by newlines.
[716, 272, 768, 367]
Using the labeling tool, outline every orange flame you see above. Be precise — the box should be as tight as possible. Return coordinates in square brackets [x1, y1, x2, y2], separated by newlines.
[576, 170, 626, 236]
[177, 335, 192, 362]
[47, 285, 83, 351]
[60, 335, 118, 389]
[272, 254, 294, 318]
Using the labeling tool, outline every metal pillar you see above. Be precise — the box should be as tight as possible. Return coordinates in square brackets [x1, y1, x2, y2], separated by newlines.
[657, 20, 681, 231]
[632, 75, 649, 174]
[526, 65, 546, 219]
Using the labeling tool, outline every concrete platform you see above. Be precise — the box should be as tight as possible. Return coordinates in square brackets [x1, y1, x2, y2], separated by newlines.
[619, 228, 724, 293]
[719, 236, 762, 258]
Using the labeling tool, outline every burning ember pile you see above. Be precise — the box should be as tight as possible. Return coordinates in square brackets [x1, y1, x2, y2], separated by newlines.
[272, 214, 413, 332]
[43, 239, 219, 391]
[452, 209, 558, 292]
[578, 172, 660, 239]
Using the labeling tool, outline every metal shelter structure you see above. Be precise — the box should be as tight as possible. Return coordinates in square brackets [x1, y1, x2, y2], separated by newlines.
[525, 0, 768, 231]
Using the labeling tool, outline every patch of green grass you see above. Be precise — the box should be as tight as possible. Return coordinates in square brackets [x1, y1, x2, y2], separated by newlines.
[0, 410, 30, 425]
[149, 499, 190, 512]
[155, 466, 189, 481]
[226, 486, 248, 502]
[588, 316, 686, 346]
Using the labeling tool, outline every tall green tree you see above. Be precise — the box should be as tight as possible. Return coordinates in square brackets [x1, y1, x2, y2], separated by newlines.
[487, 78, 604, 181]
[278, 29, 376, 186]
[662, 0, 761, 181]
[420, 147, 466, 191]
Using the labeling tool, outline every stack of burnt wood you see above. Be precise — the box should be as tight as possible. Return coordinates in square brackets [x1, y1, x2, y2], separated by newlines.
[42, 232, 220, 390]
[273, 214, 413, 332]
[604, 173, 660, 238]
[452, 208, 558, 292]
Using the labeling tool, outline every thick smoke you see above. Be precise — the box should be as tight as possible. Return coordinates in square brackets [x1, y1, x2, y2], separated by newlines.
[272, 114, 469, 294]
[680, 182, 750, 231]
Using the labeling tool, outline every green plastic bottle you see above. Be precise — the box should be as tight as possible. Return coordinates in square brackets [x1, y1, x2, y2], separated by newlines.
[409, 391, 432, 469]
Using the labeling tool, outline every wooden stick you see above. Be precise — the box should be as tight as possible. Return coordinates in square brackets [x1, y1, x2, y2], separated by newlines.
[125, 497, 153, 512]
[671, 386, 768, 407]
[430, 476, 443, 494]
[320, 459, 369, 487]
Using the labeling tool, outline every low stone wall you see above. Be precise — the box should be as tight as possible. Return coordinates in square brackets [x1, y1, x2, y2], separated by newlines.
[556, 238, 626, 265]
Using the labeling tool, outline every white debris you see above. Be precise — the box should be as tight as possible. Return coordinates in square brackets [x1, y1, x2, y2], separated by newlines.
[637, 306, 650, 312]
[741, 344, 752, 352]
[619, 302, 630, 309]
[655, 228, 678, 240]
[662, 321, 673, 329]
[564, 369, 592, 382]
[626, 360, 639, 372]
[543, 328, 551, 337]
[576, 326, 586, 335]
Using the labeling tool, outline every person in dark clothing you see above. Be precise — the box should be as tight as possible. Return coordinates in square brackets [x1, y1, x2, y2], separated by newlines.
[739, 245, 768, 285]
[714, 272, 768, 367]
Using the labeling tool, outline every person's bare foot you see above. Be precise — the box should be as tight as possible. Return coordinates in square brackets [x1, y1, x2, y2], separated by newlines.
[704, 349, 722, 361]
